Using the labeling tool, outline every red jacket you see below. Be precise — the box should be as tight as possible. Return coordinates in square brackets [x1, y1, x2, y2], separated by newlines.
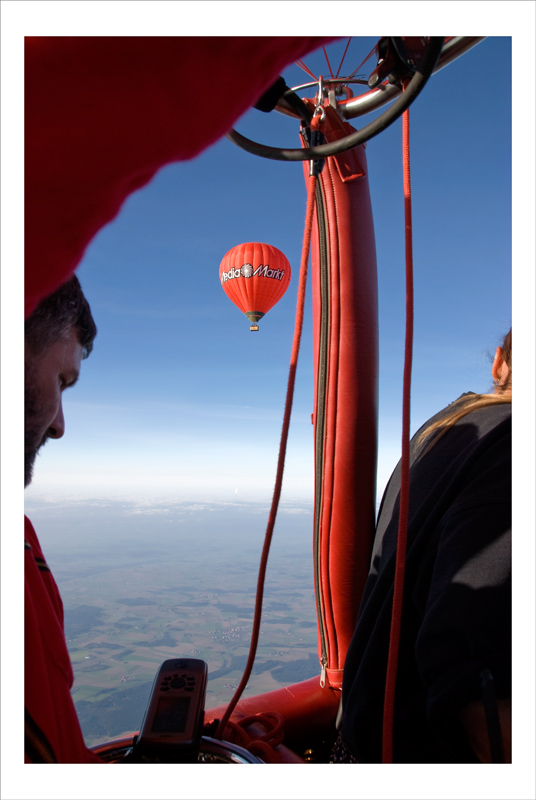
[25, 517, 103, 762]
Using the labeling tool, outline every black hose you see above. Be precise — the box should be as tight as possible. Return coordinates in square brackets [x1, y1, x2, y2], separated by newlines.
[227, 37, 445, 162]
[480, 669, 506, 763]
[254, 76, 314, 125]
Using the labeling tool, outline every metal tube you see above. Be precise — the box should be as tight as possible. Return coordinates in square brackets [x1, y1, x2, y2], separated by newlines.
[275, 37, 485, 122]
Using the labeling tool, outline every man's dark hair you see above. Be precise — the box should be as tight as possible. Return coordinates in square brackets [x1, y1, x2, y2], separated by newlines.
[25, 275, 97, 358]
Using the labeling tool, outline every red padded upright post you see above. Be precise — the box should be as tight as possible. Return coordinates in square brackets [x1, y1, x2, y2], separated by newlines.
[304, 105, 379, 689]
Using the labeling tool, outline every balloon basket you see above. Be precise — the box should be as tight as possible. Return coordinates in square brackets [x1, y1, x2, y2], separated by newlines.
[250, 324, 259, 332]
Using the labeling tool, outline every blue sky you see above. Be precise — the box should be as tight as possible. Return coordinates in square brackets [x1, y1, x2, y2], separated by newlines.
[23, 35, 515, 507]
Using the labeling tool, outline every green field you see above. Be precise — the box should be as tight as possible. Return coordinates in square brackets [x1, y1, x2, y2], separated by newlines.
[56, 530, 320, 747]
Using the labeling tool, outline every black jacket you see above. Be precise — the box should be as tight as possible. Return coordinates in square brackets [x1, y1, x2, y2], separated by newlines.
[341, 397, 511, 762]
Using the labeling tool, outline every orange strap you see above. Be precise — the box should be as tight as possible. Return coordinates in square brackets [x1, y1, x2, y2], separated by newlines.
[215, 172, 318, 741]
[382, 94, 414, 763]
[221, 711, 287, 763]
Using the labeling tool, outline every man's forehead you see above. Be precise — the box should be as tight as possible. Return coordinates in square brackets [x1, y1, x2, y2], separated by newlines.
[40, 330, 83, 371]
[26, 324, 82, 357]
[57, 331, 84, 364]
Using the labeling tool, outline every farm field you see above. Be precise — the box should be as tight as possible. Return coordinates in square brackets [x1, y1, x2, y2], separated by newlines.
[34, 498, 320, 747]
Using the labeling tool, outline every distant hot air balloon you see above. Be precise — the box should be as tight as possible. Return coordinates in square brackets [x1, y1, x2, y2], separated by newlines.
[219, 243, 291, 331]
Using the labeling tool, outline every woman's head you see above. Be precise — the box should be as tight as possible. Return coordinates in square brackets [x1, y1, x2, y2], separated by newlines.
[417, 327, 512, 455]
[492, 328, 512, 394]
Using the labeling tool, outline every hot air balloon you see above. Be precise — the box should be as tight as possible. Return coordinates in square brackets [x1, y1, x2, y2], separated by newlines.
[219, 243, 291, 331]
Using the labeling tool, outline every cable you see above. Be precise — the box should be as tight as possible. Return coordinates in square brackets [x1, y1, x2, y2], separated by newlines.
[381, 85, 414, 764]
[215, 171, 318, 741]
[226, 38, 444, 162]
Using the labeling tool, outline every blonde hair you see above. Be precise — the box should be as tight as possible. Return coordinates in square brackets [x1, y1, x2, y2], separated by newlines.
[416, 329, 512, 457]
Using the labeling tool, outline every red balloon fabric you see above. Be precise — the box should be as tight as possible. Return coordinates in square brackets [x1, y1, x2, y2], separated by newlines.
[219, 243, 291, 327]
[24, 36, 333, 318]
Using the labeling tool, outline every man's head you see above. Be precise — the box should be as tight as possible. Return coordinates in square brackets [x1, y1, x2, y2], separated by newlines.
[24, 275, 97, 487]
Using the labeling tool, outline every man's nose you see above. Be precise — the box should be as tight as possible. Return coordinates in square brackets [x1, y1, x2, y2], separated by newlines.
[48, 403, 65, 439]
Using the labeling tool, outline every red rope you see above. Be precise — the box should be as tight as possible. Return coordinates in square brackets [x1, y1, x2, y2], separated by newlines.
[300, 39, 376, 83]
[335, 38, 352, 78]
[348, 41, 379, 80]
[322, 46, 334, 78]
[215, 173, 318, 740]
[295, 58, 318, 80]
[382, 90, 414, 763]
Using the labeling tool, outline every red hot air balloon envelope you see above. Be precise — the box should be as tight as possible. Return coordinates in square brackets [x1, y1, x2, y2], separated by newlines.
[219, 243, 291, 331]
